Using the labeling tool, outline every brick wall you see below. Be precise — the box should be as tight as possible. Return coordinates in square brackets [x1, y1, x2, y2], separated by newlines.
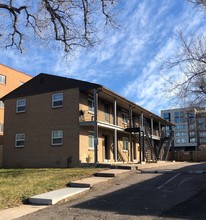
[3, 88, 80, 168]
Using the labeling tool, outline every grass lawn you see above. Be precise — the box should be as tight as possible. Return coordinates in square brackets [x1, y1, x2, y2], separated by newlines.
[0, 167, 101, 210]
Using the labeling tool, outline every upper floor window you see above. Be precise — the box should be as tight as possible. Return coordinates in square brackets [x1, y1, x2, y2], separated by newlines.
[52, 130, 63, 145]
[15, 133, 25, 147]
[88, 96, 94, 112]
[0, 74, 6, 84]
[88, 131, 94, 149]
[104, 103, 110, 122]
[123, 137, 129, 151]
[0, 101, 4, 109]
[52, 93, 63, 108]
[16, 99, 26, 113]
[174, 111, 185, 123]
[163, 112, 170, 122]
[122, 112, 128, 124]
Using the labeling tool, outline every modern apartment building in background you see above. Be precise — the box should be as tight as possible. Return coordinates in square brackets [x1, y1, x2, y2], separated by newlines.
[0, 64, 32, 167]
[161, 108, 206, 151]
[2, 73, 173, 168]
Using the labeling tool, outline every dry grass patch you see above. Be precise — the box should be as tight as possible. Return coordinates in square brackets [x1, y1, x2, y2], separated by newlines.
[0, 168, 101, 210]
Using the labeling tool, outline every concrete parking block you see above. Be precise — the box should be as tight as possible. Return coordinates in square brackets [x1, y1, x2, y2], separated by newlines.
[29, 187, 90, 205]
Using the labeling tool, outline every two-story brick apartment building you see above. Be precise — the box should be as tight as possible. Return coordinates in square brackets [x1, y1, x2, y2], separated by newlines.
[0, 64, 32, 167]
[2, 73, 173, 168]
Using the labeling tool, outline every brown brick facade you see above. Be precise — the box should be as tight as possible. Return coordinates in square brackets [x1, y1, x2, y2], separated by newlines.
[3, 89, 80, 168]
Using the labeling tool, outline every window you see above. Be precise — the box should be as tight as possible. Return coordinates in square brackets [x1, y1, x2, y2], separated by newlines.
[88, 96, 94, 112]
[16, 99, 26, 113]
[52, 93, 63, 108]
[52, 130, 63, 145]
[15, 133, 25, 147]
[199, 131, 206, 138]
[190, 138, 196, 143]
[0, 101, 4, 108]
[0, 123, 3, 133]
[104, 104, 110, 122]
[175, 124, 186, 130]
[189, 124, 195, 130]
[0, 74, 6, 84]
[189, 131, 196, 138]
[175, 137, 187, 144]
[163, 112, 170, 122]
[88, 131, 94, 149]
[200, 138, 206, 144]
[174, 111, 185, 123]
[122, 112, 128, 124]
[123, 137, 129, 151]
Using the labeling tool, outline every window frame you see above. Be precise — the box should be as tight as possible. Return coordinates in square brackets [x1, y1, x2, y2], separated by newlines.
[122, 137, 129, 151]
[16, 99, 26, 113]
[0, 101, 4, 109]
[88, 131, 95, 150]
[88, 97, 94, 113]
[15, 133, 25, 148]
[0, 123, 3, 133]
[122, 112, 128, 124]
[0, 74, 6, 84]
[52, 93, 63, 108]
[51, 130, 63, 146]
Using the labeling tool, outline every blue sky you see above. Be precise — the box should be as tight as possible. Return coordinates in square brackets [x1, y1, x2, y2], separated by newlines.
[1, 0, 205, 115]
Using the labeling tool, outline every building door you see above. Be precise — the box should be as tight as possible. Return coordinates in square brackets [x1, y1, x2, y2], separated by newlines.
[103, 135, 110, 160]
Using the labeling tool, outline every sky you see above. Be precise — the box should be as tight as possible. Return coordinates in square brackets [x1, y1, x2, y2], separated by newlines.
[1, 0, 206, 116]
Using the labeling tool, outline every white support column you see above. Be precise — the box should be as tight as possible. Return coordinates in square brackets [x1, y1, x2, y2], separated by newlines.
[159, 122, 161, 137]
[141, 113, 144, 129]
[151, 117, 154, 136]
[129, 107, 133, 161]
[94, 89, 98, 164]
[114, 99, 118, 162]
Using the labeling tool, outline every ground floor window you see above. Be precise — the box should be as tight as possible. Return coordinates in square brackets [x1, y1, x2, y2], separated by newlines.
[52, 130, 63, 145]
[123, 137, 129, 151]
[15, 133, 25, 147]
[88, 131, 94, 149]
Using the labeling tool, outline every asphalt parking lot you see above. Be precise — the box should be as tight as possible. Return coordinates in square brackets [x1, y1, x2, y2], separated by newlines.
[17, 162, 206, 220]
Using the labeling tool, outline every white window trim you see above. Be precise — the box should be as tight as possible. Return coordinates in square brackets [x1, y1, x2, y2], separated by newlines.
[0, 74, 6, 84]
[52, 93, 63, 108]
[16, 99, 26, 113]
[123, 137, 129, 151]
[88, 98, 94, 113]
[88, 131, 95, 150]
[52, 130, 63, 146]
[15, 133, 25, 148]
[122, 112, 128, 124]
[0, 123, 3, 133]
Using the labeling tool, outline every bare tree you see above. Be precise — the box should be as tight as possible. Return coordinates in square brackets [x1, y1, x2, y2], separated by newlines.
[161, 31, 206, 108]
[188, 0, 206, 9]
[0, 0, 118, 53]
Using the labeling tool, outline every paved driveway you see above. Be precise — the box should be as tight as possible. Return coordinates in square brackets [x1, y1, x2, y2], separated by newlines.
[18, 162, 206, 220]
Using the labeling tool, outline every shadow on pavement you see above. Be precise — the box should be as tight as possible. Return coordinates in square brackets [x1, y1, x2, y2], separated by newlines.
[72, 162, 206, 220]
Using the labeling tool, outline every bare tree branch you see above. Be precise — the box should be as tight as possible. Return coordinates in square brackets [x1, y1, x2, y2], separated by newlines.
[0, 0, 118, 53]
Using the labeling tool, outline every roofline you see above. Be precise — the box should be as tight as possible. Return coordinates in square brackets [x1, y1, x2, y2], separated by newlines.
[0, 63, 32, 78]
[101, 86, 174, 126]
